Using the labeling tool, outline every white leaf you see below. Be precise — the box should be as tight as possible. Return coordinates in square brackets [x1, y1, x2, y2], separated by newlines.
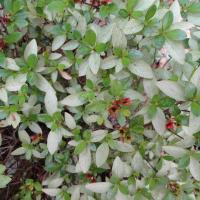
[191, 67, 200, 88]
[0, 88, 8, 103]
[162, 146, 187, 158]
[47, 131, 62, 155]
[79, 59, 88, 76]
[43, 175, 64, 188]
[91, 130, 108, 142]
[59, 70, 72, 80]
[11, 147, 26, 155]
[62, 40, 79, 50]
[124, 89, 145, 101]
[152, 108, 166, 136]
[101, 56, 117, 70]
[189, 157, 200, 181]
[143, 79, 158, 98]
[112, 157, 124, 178]
[6, 74, 27, 91]
[18, 130, 31, 144]
[96, 143, 109, 167]
[44, 90, 58, 115]
[71, 186, 80, 200]
[42, 188, 61, 197]
[85, 182, 112, 193]
[89, 52, 100, 74]
[60, 94, 85, 107]
[189, 113, 200, 134]
[128, 60, 153, 79]
[35, 74, 53, 92]
[135, 0, 156, 11]
[156, 80, 185, 101]
[170, 0, 182, 23]
[115, 141, 134, 152]
[24, 39, 37, 61]
[29, 122, 42, 134]
[52, 35, 66, 51]
[124, 19, 143, 35]
[132, 151, 144, 172]
[115, 190, 129, 200]
[79, 146, 91, 173]
[64, 112, 76, 129]
[165, 40, 185, 64]
[112, 24, 127, 49]
[7, 112, 21, 128]
[6, 58, 20, 71]
[49, 53, 62, 60]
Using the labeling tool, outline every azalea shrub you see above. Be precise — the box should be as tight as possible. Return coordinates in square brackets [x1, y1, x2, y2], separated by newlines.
[1, 0, 200, 199]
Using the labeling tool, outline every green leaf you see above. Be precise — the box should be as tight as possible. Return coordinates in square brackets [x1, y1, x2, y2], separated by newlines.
[47, 1, 65, 12]
[153, 35, 165, 49]
[187, 2, 200, 13]
[162, 11, 173, 30]
[83, 29, 96, 47]
[191, 102, 200, 116]
[110, 80, 123, 97]
[127, 0, 138, 13]
[95, 43, 107, 53]
[0, 53, 6, 67]
[37, 114, 53, 123]
[74, 141, 86, 154]
[159, 97, 175, 108]
[178, 155, 190, 168]
[165, 29, 187, 41]
[0, 164, 6, 174]
[147, 104, 157, 119]
[27, 72, 38, 86]
[4, 32, 22, 44]
[184, 82, 197, 100]
[0, 175, 11, 188]
[118, 183, 129, 195]
[119, 9, 129, 18]
[27, 54, 38, 68]
[145, 5, 157, 21]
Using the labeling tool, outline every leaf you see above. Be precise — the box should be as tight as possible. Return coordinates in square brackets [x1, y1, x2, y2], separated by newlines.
[6, 58, 20, 71]
[162, 146, 187, 158]
[191, 102, 200, 116]
[42, 188, 61, 197]
[115, 141, 134, 152]
[18, 130, 31, 144]
[96, 143, 109, 167]
[4, 32, 22, 44]
[156, 80, 185, 101]
[85, 182, 112, 193]
[74, 141, 86, 154]
[52, 35, 66, 51]
[132, 151, 144, 172]
[189, 157, 200, 181]
[84, 29, 96, 47]
[24, 39, 37, 61]
[126, 0, 138, 12]
[187, 2, 200, 13]
[79, 146, 91, 173]
[64, 112, 76, 129]
[6, 74, 27, 92]
[101, 56, 117, 69]
[128, 60, 154, 79]
[112, 24, 127, 49]
[134, 0, 155, 11]
[165, 40, 185, 64]
[0, 165, 6, 174]
[61, 40, 79, 50]
[91, 130, 108, 142]
[0, 88, 8, 103]
[162, 11, 173, 30]
[152, 108, 166, 136]
[88, 52, 100, 74]
[170, 0, 182, 23]
[165, 29, 187, 41]
[118, 184, 129, 195]
[112, 156, 124, 178]
[47, 131, 62, 155]
[60, 94, 85, 107]
[123, 19, 143, 35]
[44, 90, 58, 115]
[0, 175, 11, 188]
[11, 147, 26, 156]
[47, 1, 65, 12]
[145, 5, 157, 21]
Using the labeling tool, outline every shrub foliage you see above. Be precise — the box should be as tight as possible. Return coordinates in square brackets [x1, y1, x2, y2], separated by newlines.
[1, 0, 200, 199]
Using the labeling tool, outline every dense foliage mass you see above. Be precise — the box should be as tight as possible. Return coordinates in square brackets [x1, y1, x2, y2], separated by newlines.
[1, 0, 200, 199]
